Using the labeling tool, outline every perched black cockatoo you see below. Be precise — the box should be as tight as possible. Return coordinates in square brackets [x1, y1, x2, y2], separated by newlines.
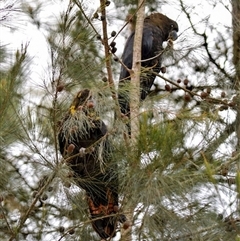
[118, 12, 179, 117]
[58, 89, 127, 239]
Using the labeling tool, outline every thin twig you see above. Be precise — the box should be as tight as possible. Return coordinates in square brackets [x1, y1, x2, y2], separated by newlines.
[99, 0, 114, 88]
[73, 0, 99, 36]
[0, 203, 13, 236]
[152, 70, 233, 106]
[8, 172, 57, 241]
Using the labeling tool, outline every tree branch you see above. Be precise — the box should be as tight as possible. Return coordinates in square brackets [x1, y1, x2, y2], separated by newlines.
[130, 0, 145, 141]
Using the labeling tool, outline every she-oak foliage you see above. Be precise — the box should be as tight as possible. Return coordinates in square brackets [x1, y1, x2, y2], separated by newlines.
[1, 1, 240, 241]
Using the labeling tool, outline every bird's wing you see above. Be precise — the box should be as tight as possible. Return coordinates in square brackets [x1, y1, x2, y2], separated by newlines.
[141, 26, 154, 59]
[120, 27, 155, 81]
[119, 32, 134, 81]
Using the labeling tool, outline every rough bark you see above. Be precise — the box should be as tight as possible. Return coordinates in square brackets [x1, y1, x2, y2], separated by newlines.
[121, 2, 145, 241]
[129, 0, 145, 141]
[232, 0, 240, 149]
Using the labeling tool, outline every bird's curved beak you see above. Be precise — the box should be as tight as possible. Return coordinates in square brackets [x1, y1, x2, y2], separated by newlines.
[168, 30, 178, 41]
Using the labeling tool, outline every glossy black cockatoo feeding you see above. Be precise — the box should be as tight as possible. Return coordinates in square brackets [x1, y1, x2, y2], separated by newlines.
[118, 12, 179, 117]
[58, 89, 127, 239]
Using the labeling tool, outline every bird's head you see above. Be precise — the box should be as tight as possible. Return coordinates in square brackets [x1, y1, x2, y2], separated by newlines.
[145, 13, 179, 41]
[69, 89, 95, 116]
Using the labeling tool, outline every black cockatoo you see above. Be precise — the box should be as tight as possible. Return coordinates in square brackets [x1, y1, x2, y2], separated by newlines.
[58, 89, 127, 239]
[118, 12, 179, 117]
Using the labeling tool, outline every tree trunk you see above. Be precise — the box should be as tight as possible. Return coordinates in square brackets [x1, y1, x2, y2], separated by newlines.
[129, 0, 145, 141]
[121, 1, 145, 241]
[232, 0, 240, 150]
[230, 2, 240, 231]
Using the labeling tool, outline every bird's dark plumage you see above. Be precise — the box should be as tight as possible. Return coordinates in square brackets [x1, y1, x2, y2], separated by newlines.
[118, 13, 179, 116]
[58, 89, 127, 239]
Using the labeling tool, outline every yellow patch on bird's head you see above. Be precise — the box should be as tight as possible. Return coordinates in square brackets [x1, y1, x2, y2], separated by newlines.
[70, 105, 76, 115]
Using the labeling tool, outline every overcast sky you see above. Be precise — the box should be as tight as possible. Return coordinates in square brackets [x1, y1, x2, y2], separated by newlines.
[1, 0, 232, 83]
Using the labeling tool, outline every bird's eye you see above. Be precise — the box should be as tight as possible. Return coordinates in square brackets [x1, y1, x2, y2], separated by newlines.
[170, 24, 174, 29]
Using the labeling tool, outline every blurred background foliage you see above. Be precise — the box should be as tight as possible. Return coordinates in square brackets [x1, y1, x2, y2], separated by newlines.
[0, 0, 240, 240]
